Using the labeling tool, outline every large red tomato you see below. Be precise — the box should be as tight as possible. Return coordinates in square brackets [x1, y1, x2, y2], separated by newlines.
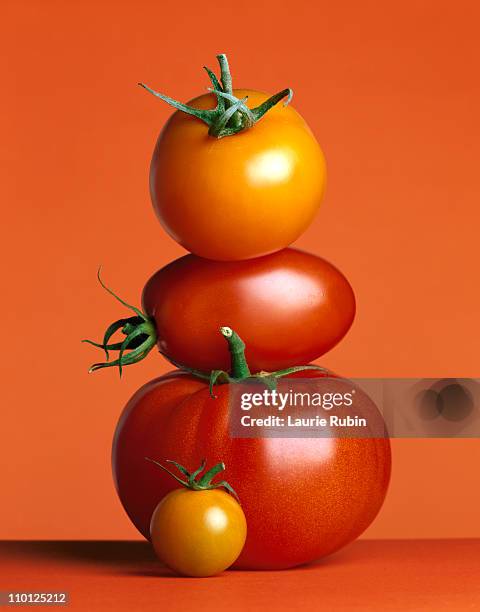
[112, 368, 391, 570]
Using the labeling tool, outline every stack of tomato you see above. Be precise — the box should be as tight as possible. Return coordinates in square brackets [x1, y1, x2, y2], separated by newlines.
[86, 55, 391, 572]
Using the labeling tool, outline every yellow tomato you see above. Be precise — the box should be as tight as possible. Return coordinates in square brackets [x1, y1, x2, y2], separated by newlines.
[150, 488, 247, 577]
[149, 89, 326, 261]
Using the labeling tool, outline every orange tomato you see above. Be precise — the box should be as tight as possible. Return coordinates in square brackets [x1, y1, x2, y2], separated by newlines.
[149, 90, 326, 261]
[148, 460, 247, 577]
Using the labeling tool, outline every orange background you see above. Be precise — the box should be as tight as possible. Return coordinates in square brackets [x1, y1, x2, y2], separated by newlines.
[2, 0, 479, 540]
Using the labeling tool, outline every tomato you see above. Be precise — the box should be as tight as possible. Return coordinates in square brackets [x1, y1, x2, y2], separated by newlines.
[113, 361, 391, 570]
[87, 249, 355, 374]
[148, 86, 326, 261]
[85, 248, 355, 375]
[142, 248, 354, 373]
[148, 460, 247, 577]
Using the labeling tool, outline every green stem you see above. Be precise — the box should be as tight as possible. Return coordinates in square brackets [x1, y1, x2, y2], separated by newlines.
[269, 364, 329, 378]
[139, 53, 293, 139]
[216, 53, 243, 131]
[171, 327, 330, 398]
[217, 53, 233, 96]
[220, 327, 251, 378]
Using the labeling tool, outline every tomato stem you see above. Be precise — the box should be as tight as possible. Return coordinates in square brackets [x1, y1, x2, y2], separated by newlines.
[175, 327, 329, 398]
[218, 53, 233, 97]
[139, 53, 293, 139]
[220, 327, 251, 379]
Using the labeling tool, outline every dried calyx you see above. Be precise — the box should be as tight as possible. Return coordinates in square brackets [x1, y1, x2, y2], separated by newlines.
[139, 53, 293, 139]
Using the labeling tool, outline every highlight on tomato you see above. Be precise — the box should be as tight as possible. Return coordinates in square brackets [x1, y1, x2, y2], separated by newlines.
[140, 54, 327, 260]
[147, 458, 246, 577]
[112, 327, 391, 570]
[83, 248, 355, 374]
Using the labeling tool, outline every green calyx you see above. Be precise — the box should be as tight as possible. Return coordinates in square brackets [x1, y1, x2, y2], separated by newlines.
[145, 457, 239, 501]
[181, 326, 329, 399]
[82, 268, 157, 376]
[139, 53, 293, 139]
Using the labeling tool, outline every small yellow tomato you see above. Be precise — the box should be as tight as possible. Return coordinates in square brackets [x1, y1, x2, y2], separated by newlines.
[148, 459, 247, 577]
[150, 489, 247, 577]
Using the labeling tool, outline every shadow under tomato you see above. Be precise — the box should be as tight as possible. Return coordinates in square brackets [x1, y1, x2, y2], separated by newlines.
[124, 545, 358, 579]
[0, 540, 171, 574]
[0, 540, 359, 579]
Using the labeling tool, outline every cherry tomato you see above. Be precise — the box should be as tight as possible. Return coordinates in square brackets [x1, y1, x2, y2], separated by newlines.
[149, 460, 247, 577]
[113, 368, 391, 570]
[149, 89, 326, 261]
[142, 248, 355, 372]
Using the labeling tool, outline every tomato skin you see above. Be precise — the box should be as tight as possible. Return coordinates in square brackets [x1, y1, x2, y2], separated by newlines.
[142, 248, 355, 373]
[149, 90, 326, 261]
[112, 370, 391, 570]
[150, 488, 247, 577]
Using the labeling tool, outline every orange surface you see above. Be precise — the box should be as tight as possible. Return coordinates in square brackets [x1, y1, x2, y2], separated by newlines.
[2, 540, 480, 611]
[2, 0, 480, 540]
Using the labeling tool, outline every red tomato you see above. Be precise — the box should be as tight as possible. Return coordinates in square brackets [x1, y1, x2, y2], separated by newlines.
[113, 369, 391, 570]
[142, 248, 355, 372]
